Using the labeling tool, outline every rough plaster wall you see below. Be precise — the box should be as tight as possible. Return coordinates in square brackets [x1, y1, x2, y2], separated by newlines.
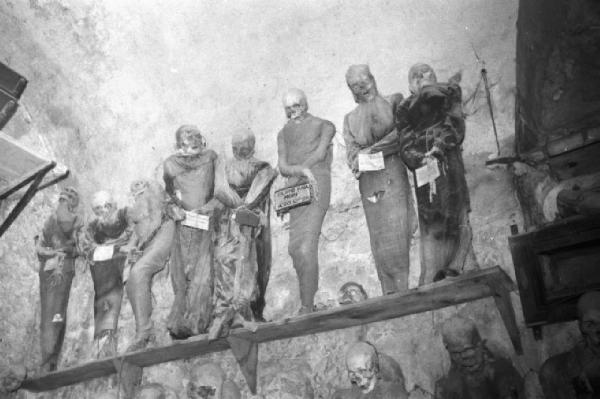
[0, 0, 579, 398]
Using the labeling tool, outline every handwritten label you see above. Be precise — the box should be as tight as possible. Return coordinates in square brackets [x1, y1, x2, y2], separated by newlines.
[358, 152, 385, 172]
[182, 211, 210, 230]
[274, 183, 313, 212]
[93, 245, 114, 262]
[416, 158, 440, 187]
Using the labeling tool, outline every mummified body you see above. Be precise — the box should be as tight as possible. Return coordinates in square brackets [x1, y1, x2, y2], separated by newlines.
[210, 129, 277, 337]
[36, 187, 83, 372]
[83, 191, 131, 357]
[124, 180, 175, 351]
[163, 125, 220, 339]
[397, 63, 477, 284]
[342, 64, 413, 294]
[540, 291, 600, 399]
[435, 316, 524, 399]
[277, 88, 336, 313]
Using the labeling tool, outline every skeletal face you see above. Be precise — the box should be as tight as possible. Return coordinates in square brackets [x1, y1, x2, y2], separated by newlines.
[408, 63, 437, 94]
[581, 308, 600, 351]
[282, 89, 308, 120]
[92, 191, 117, 223]
[442, 318, 485, 374]
[176, 125, 206, 157]
[346, 342, 379, 394]
[231, 130, 255, 160]
[338, 282, 368, 305]
[346, 69, 377, 103]
[188, 363, 224, 399]
[56, 187, 79, 233]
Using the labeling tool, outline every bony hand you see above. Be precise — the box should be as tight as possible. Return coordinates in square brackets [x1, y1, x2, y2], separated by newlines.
[301, 168, 319, 202]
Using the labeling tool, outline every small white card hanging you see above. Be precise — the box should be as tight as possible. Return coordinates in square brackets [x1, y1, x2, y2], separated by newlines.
[416, 158, 441, 188]
[182, 211, 210, 230]
[93, 245, 114, 262]
[358, 151, 385, 171]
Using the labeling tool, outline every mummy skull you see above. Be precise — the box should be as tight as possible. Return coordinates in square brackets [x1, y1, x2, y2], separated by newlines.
[346, 341, 380, 394]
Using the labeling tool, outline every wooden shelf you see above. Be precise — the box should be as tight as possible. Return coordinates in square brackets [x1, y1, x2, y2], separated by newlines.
[22, 266, 522, 393]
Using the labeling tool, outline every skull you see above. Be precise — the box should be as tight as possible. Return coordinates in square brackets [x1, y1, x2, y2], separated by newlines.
[578, 291, 600, 352]
[91, 190, 117, 224]
[338, 282, 368, 305]
[282, 88, 308, 120]
[346, 341, 380, 394]
[187, 362, 240, 399]
[56, 186, 79, 232]
[442, 317, 485, 374]
[231, 129, 256, 160]
[345, 65, 378, 103]
[130, 179, 151, 198]
[408, 63, 438, 94]
[175, 125, 206, 157]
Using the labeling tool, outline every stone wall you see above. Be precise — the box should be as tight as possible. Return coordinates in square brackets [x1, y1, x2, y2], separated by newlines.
[0, 0, 580, 398]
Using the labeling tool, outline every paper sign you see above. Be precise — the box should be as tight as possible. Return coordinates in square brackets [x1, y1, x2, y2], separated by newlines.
[182, 211, 210, 230]
[358, 152, 385, 172]
[93, 245, 114, 262]
[416, 158, 441, 187]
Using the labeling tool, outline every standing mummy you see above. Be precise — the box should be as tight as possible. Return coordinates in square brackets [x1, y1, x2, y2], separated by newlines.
[342, 64, 413, 294]
[277, 88, 336, 314]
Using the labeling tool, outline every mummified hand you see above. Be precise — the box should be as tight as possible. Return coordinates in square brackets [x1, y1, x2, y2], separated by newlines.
[301, 167, 319, 202]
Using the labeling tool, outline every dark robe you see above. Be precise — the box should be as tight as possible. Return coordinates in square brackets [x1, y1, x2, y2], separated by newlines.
[343, 94, 413, 294]
[435, 356, 524, 399]
[397, 82, 477, 283]
[163, 150, 220, 338]
[36, 213, 83, 371]
[214, 157, 277, 322]
[540, 341, 600, 399]
[85, 208, 131, 338]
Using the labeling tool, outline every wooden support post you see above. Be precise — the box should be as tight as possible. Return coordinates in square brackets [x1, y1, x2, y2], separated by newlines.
[227, 336, 258, 394]
[0, 164, 53, 237]
[113, 359, 142, 399]
[487, 278, 524, 355]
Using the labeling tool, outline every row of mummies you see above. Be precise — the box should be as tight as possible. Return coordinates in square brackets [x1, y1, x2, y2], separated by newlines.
[32, 62, 484, 374]
[31, 63, 599, 398]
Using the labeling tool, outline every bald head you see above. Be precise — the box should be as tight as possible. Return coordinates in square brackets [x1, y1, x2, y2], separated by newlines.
[578, 291, 600, 318]
[441, 316, 481, 351]
[282, 88, 308, 120]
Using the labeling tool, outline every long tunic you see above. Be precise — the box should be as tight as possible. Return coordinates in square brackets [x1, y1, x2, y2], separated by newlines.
[343, 94, 412, 294]
[163, 151, 219, 338]
[85, 208, 130, 337]
[214, 157, 276, 321]
[37, 213, 83, 371]
[277, 113, 335, 307]
[397, 83, 476, 283]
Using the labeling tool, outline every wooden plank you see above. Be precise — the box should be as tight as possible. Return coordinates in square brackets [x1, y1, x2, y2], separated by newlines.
[21, 266, 517, 393]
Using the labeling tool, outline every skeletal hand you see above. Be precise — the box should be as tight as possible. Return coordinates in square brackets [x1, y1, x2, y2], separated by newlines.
[302, 168, 319, 202]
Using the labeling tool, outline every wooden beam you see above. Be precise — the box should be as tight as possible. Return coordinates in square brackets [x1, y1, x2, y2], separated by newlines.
[0, 163, 54, 238]
[21, 266, 520, 393]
